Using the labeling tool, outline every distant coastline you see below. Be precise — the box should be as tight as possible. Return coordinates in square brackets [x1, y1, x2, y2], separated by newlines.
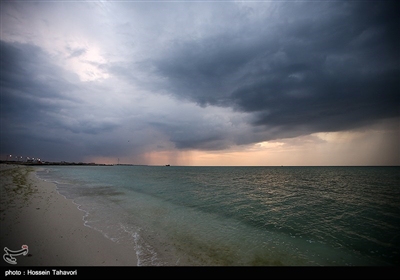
[0, 160, 113, 166]
[1, 161, 397, 167]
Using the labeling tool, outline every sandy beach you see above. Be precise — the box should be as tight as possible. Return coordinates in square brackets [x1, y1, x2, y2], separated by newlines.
[0, 164, 138, 266]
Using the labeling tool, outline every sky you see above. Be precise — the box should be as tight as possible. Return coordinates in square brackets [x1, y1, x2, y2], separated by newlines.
[0, 0, 399, 166]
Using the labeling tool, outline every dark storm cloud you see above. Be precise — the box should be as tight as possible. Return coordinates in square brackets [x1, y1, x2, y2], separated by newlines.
[0, 41, 78, 124]
[0, 40, 120, 160]
[143, 1, 399, 144]
[1, 0, 399, 163]
[149, 120, 232, 151]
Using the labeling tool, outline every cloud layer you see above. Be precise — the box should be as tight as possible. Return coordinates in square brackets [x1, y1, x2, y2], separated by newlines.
[1, 1, 399, 164]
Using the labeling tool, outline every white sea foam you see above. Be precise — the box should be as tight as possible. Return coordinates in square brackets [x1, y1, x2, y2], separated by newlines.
[35, 166, 400, 266]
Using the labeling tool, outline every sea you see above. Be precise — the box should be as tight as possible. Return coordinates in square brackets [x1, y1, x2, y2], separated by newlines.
[35, 166, 400, 266]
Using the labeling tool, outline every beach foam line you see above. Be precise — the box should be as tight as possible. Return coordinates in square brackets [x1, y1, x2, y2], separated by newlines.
[0, 164, 138, 266]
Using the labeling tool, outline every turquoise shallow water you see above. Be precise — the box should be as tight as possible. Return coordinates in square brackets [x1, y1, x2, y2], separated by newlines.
[36, 166, 400, 266]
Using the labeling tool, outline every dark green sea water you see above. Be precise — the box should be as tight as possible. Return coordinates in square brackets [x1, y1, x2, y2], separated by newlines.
[37, 166, 400, 266]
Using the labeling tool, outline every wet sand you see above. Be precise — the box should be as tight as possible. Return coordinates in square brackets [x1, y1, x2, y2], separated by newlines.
[0, 164, 138, 266]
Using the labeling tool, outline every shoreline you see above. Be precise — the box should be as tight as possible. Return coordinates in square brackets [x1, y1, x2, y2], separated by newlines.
[0, 164, 138, 266]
